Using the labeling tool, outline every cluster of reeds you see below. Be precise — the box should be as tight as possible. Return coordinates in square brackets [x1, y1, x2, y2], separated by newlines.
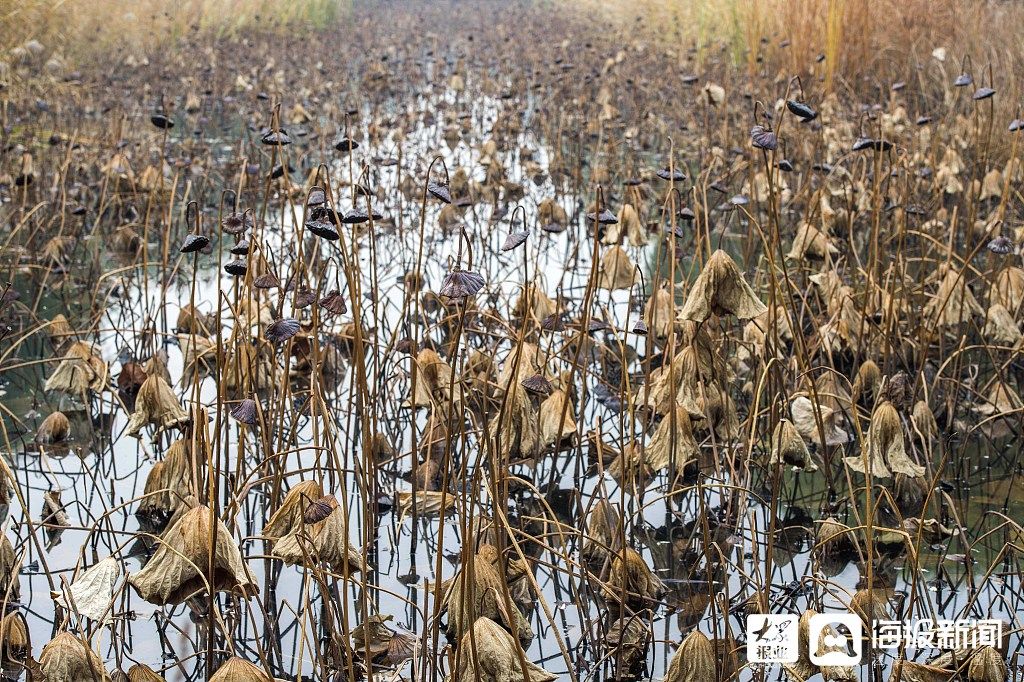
[0, 1, 1021, 681]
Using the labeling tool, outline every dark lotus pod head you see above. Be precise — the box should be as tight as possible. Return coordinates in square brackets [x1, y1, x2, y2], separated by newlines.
[179, 233, 210, 254]
[785, 99, 818, 121]
[751, 124, 778, 151]
[679, 206, 696, 221]
[261, 129, 292, 145]
[309, 204, 341, 224]
[891, 81, 906, 91]
[872, 139, 893, 152]
[230, 398, 258, 425]
[253, 273, 280, 289]
[541, 222, 567, 234]
[438, 269, 485, 300]
[427, 181, 452, 204]
[307, 187, 327, 207]
[916, 115, 933, 126]
[224, 258, 248, 277]
[587, 318, 611, 333]
[150, 113, 174, 130]
[342, 208, 370, 224]
[221, 211, 252, 235]
[1009, 119, 1024, 132]
[306, 219, 340, 241]
[294, 287, 318, 309]
[304, 495, 338, 524]
[266, 318, 301, 343]
[987, 236, 1015, 255]
[319, 290, 348, 314]
[666, 223, 686, 238]
[624, 177, 644, 186]
[972, 87, 996, 101]
[586, 208, 618, 225]
[852, 137, 876, 152]
[502, 230, 529, 251]
[777, 158, 794, 172]
[334, 137, 359, 153]
[729, 194, 749, 206]
[270, 163, 294, 179]
[954, 73, 973, 87]
[656, 168, 685, 181]
[631, 319, 649, 336]
[521, 373, 553, 395]
[230, 239, 250, 256]
[541, 314, 565, 332]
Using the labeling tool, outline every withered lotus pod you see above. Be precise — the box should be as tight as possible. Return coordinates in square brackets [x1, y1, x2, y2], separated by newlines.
[306, 218, 340, 240]
[852, 136, 876, 152]
[126, 375, 189, 439]
[150, 113, 173, 129]
[221, 211, 253, 235]
[973, 87, 996, 101]
[987, 236, 1014, 254]
[306, 187, 326, 207]
[1009, 119, 1024, 132]
[39, 632, 111, 682]
[680, 249, 767, 322]
[224, 258, 248, 277]
[128, 505, 257, 605]
[666, 630, 715, 682]
[777, 158, 795, 172]
[0, 534, 19, 600]
[36, 410, 71, 444]
[656, 168, 685, 181]
[954, 72, 973, 87]
[0, 611, 29, 672]
[453, 617, 556, 682]
[334, 137, 358, 152]
[521, 373, 552, 395]
[427, 180, 452, 204]
[209, 657, 273, 682]
[319, 289, 347, 314]
[127, 663, 163, 682]
[230, 398, 258, 425]
[751, 124, 778, 150]
[632, 319, 649, 335]
[586, 207, 618, 225]
[304, 494, 338, 524]
[294, 286, 317, 309]
[266, 318, 300, 343]
[351, 614, 417, 666]
[261, 129, 291, 145]
[439, 269, 485, 300]
[786, 99, 818, 121]
[502, 230, 529, 251]
[252, 272, 279, 289]
[230, 239, 250, 255]
[179, 233, 210, 254]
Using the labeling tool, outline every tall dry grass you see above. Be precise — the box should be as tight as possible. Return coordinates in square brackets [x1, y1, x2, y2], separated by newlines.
[1, 0, 347, 63]
[576, 0, 1024, 99]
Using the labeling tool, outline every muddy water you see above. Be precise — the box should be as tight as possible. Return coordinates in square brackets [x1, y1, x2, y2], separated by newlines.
[1, 87, 1022, 682]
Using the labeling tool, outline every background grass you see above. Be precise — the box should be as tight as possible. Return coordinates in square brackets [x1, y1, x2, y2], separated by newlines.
[575, 0, 1024, 100]
[1, 0, 348, 63]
